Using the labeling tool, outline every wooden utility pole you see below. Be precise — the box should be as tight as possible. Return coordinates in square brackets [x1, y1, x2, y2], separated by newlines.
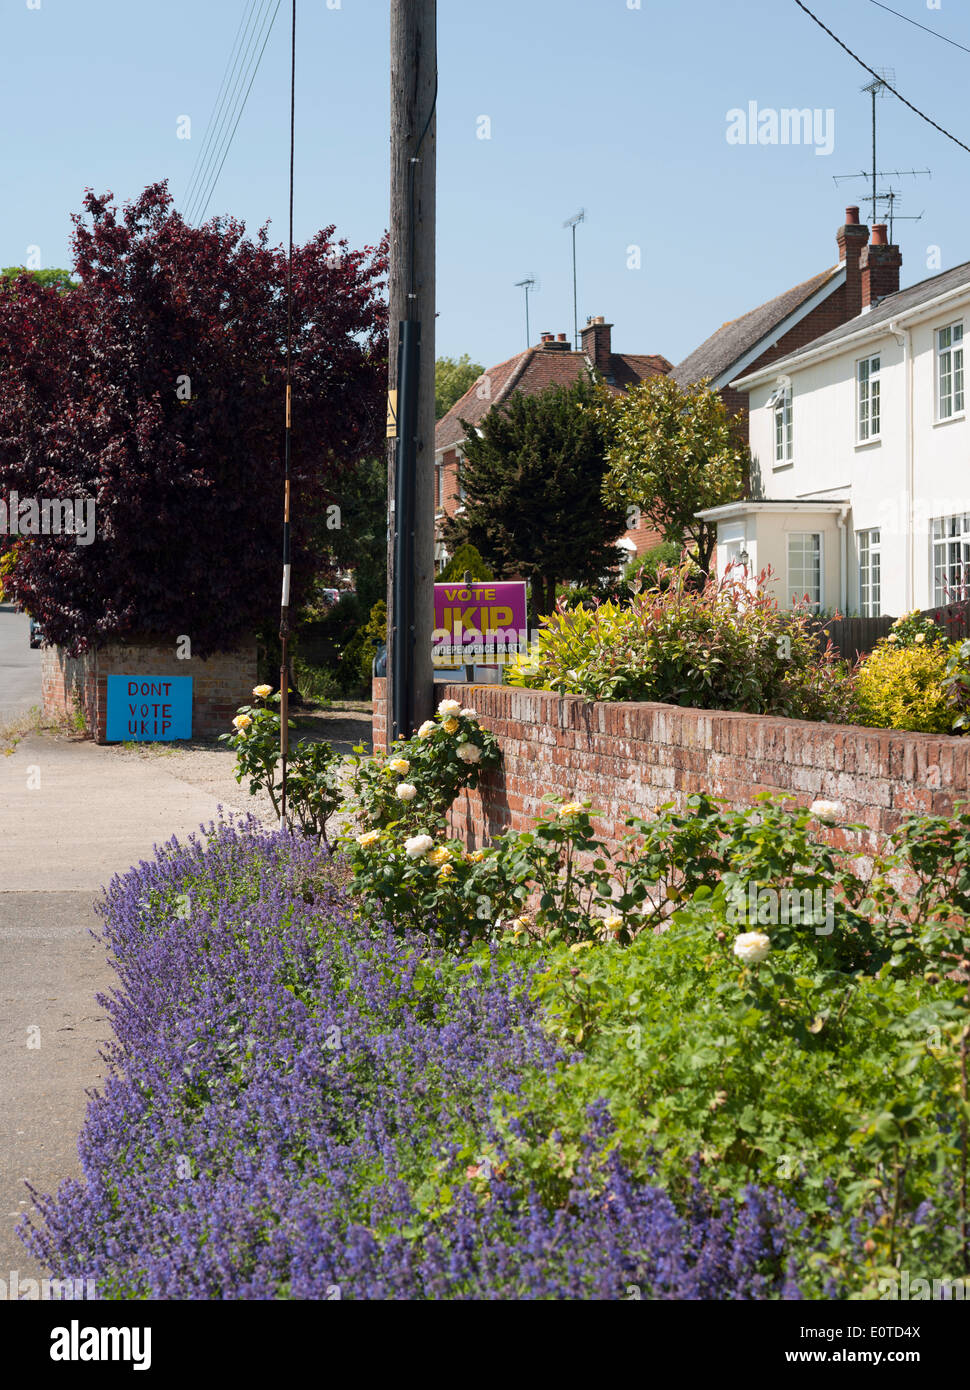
[387, 0, 436, 744]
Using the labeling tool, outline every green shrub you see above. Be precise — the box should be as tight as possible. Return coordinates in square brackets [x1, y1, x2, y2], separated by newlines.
[489, 906, 967, 1291]
[943, 637, 970, 732]
[355, 598, 387, 685]
[438, 543, 494, 583]
[624, 540, 699, 590]
[506, 557, 857, 723]
[855, 642, 956, 733]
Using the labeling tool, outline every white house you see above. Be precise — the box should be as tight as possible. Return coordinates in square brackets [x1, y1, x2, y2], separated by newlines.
[697, 231, 970, 618]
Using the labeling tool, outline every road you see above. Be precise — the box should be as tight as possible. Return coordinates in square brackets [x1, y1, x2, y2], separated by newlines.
[0, 602, 43, 725]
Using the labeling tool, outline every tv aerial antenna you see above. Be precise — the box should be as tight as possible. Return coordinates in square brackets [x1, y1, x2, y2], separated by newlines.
[514, 274, 539, 350]
[563, 209, 585, 348]
[834, 69, 931, 235]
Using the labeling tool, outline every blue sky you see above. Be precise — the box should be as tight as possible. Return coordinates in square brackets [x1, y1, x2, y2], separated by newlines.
[2, 0, 969, 370]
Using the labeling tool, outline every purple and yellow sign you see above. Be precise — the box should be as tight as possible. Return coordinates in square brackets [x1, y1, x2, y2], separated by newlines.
[433, 580, 527, 665]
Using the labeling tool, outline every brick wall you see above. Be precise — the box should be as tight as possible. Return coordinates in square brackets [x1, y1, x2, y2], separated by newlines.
[43, 640, 257, 743]
[372, 678, 969, 856]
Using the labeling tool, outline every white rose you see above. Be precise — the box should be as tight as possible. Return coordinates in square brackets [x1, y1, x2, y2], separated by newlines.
[388, 757, 410, 774]
[460, 707, 477, 718]
[395, 783, 417, 801]
[404, 834, 434, 858]
[915, 632, 926, 644]
[733, 932, 772, 964]
[809, 799, 845, 825]
[417, 720, 436, 739]
[438, 699, 462, 718]
[456, 743, 481, 764]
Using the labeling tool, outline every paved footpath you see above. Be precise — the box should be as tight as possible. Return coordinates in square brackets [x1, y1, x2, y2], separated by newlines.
[0, 733, 244, 1281]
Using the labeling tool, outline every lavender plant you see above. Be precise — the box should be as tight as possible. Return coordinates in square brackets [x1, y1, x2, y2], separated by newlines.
[20, 818, 832, 1300]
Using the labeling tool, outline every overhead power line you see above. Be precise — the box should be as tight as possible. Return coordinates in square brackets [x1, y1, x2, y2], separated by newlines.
[794, 0, 970, 157]
[869, 0, 970, 58]
[182, 0, 262, 220]
[183, 0, 283, 225]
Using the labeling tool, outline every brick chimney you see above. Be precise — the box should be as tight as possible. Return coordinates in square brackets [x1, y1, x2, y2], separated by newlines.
[836, 207, 870, 319]
[581, 315, 613, 373]
[861, 224, 902, 310]
[539, 330, 571, 352]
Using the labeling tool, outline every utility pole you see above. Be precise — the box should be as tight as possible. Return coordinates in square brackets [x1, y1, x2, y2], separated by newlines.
[388, 0, 436, 745]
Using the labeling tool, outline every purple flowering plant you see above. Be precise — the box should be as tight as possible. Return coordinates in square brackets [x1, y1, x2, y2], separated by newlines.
[19, 817, 833, 1299]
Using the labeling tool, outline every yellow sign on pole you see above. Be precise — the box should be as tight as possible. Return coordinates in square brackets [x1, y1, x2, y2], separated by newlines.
[386, 389, 398, 438]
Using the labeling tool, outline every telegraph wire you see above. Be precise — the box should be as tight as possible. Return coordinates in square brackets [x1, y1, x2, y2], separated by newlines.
[869, 0, 970, 58]
[794, 0, 970, 156]
[185, 0, 283, 225]
[182, 0, 262, 220]
[186, 0, 279, 224]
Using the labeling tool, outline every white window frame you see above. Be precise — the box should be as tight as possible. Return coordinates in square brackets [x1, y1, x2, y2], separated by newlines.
[931, 513, 970, 604]
[787, 531, 823, 612]
[937, 320, 965, 422]
[856, 353, 882, 443]
[769, 383, 793, 466]
[857, 527, 881, 617]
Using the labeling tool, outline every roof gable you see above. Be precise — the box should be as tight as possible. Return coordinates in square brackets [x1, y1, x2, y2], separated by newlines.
[671, 264, 843, 389]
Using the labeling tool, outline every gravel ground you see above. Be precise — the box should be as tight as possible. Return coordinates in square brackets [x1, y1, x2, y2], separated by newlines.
[102, 706, 373, 837]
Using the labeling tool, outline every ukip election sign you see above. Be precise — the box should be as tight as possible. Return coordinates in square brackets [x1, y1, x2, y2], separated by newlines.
[433, 580, 528, 666]
[106, 676, 192, 741]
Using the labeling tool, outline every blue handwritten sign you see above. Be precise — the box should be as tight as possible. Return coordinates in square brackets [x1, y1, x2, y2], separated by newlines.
[106, 675, 192, 741]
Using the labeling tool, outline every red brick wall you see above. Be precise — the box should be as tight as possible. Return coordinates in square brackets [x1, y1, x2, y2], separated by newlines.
[372, 678, 968, 856]
[43, 641, 257, 743]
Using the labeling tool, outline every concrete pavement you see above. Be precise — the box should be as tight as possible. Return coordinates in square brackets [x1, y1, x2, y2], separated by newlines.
[0, 732, 243, 1281]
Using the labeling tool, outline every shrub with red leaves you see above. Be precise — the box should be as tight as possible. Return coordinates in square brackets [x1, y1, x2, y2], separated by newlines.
[0, 183, 387, 656]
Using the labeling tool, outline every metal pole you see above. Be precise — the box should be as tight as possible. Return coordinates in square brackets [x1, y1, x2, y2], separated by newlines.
[872, 87, 877, 224]
[571, 223, 578, 349]
[525, 284, 530, 351]
[279, 0, 297, 827]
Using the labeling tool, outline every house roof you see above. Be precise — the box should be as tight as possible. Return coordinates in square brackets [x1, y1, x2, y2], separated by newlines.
[735, 258, 970, 382]
[670, 264, 844, 389]
[435, 345, 670, 453]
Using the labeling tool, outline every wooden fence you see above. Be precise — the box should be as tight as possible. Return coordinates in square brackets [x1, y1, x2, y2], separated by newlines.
[816, 601, 970, 663]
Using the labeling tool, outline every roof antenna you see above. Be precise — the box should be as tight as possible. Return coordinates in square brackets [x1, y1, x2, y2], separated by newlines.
[834, 70, 930, 236]
[514, 274, 538, 350]
[563, 209, 585, 349]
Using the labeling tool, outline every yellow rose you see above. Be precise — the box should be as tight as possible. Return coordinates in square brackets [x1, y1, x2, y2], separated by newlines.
[467, 849, 486, 863]
[428, 846, 452, 866]
[558, 802, 584, 818]
[356, 830, 380, 848]
[232, 714, 253, 731]
[437, 862, 455, 879]
[252, 684, 273, 699]
[442, 717, 459, 734]
[388, 757, 410, 774]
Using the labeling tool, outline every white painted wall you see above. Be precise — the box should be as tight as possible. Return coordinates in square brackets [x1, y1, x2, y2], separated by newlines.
[745, 294, 970, 615]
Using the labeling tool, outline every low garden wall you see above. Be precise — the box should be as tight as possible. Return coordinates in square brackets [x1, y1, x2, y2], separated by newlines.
[372, 677, 969, 854]
[44, 641, 257, 743]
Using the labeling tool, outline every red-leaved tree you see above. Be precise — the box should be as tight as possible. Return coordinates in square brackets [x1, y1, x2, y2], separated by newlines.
[0, 183, 387, 655]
